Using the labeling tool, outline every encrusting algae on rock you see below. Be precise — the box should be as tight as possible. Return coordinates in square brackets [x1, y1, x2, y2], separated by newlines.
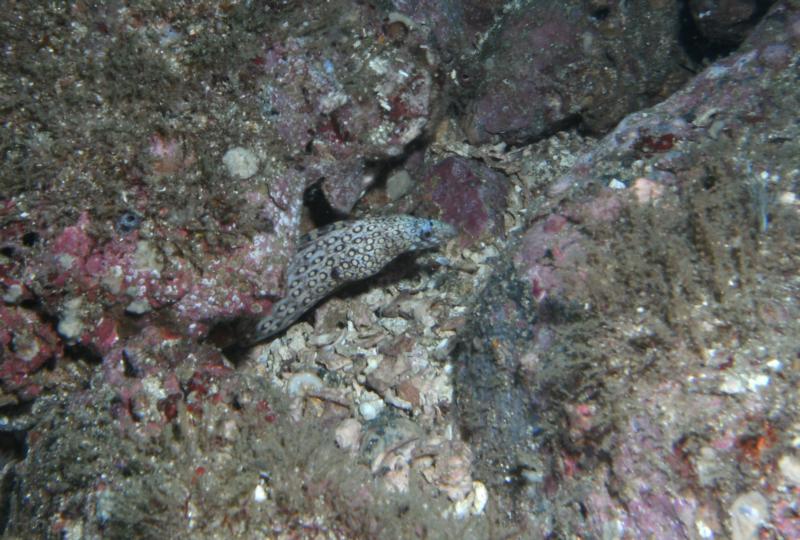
[239, 215, 456, 345]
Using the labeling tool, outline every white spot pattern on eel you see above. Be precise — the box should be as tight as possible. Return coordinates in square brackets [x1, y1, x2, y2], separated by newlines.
[239, 215, 456, 345]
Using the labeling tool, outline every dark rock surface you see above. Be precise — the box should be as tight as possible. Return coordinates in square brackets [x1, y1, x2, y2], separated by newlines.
[461, 1, 692, 145]
[454, 3, 800, 537]
[688, 0, 778, 47]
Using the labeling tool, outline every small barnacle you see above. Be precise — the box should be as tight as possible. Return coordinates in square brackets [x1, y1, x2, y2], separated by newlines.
[384, 12, 413, 41]
[116, 210, 143, 234]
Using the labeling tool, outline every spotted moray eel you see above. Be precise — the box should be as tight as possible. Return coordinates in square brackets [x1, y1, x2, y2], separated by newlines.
[239, 215, 456, 345]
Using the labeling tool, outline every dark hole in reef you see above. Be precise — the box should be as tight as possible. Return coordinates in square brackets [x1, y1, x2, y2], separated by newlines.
[0, 431, 26, 462]
[0, 400, 31, 535]
[64, 343, 103, 365]
[0, 246, 16, 258]
[303, 135, 430, 228]
[122, 349, 144, 378]
[220, 343, 249, 365]
[361, 135, 428, 198]
[21, 232, 40, 247]
[128, 398, 141, 423]
[0, 418, 32, 469]
[579, 501, 589, 520]
[0, 431, 26, 534]
[524, 112, 583, 145]
[42, 355, 57, 372]
[677, 0, 740, 63]
[303, 179, 340, 228]
[231, 396, 243, 411]
[536, 297, 583, 325]
[118, 463, 136, 477]
[590, 7, 610, 21]
[701, 173, 719, 191]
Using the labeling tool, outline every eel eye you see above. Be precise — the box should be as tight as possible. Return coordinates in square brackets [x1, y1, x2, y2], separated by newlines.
[420, 221, 433, 239]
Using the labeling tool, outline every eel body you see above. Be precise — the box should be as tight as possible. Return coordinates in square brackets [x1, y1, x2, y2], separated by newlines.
[239, 215, 456, 345]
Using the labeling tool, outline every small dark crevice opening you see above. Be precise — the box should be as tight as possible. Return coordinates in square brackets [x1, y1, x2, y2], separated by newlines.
[590, 7, 611, 21]
[302, 179, 340, 229]
[63, 343, 103, 365]
[677, 0, 774, 64]
[0, 419, 29, 535]
[302, 135, 431, 228]
[362, 135, 430, 198]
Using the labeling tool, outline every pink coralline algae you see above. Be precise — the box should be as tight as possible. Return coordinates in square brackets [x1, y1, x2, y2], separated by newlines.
[0, 305, 61, 401]
[0, 199, 292, 400]
[514, 213, 587, 302]
[251, 21, 439, 214]
[417, 157, 508, 246]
